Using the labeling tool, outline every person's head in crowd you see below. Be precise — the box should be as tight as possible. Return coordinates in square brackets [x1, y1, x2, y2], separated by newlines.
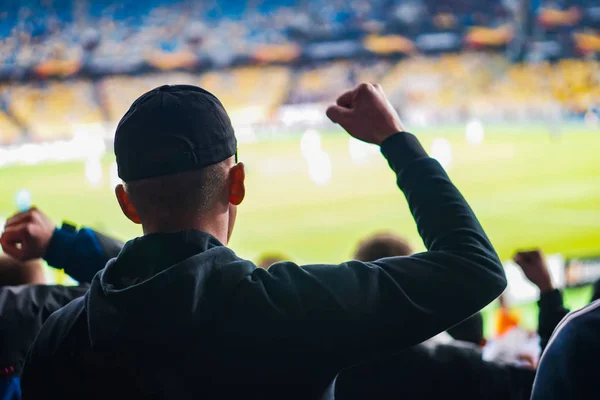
[0, 254, 45, 286]
[113, 85, 245, 244]
[256, 253, 288, 269]
[354, 231, 485, 345]
[354, 231, 414, 261]
[446, 312, 485, 346]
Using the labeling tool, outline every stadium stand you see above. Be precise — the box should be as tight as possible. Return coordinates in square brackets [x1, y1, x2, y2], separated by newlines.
[0, 111, 21, 145]
[6, 81, 103, 141]
[99, 73, 200, 123]
[0, 54, 597, 142]
[199, 66, 292, 125]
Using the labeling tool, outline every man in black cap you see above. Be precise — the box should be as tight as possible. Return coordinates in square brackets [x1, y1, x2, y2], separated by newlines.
[21, 83, 506, 399]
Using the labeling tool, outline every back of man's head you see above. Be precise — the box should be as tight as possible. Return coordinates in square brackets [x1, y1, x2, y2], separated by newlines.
[354, 232, 414, 261]
[112, 85, 245, 240]
[124, 163, 230, 230]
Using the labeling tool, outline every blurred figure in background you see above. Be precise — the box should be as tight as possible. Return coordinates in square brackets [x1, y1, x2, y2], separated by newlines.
[0, 207, 123, 400]
[513, 250, 569, 351]
[0, 256, 45, 287]
[256, 253, 288, 269]
[494, 293, 522, 337]
[523, 248, 600, 399]
[512, 248, 598, 399]
[331, 231, 531, 400]
[354, 231, 414, 260]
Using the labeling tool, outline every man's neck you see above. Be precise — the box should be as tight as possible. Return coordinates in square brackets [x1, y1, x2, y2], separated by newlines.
[142, 215, 228, 245]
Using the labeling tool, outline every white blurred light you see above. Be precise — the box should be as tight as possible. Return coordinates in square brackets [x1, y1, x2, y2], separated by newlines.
[233, 125, 257, 144]
[430, 138, 453, 169]
[0, 217, 5, 235]
[465, 119, 485, 144]
[348, 137, 378, 165]
[584, 109, 599, 128]
[14, 189, 32, 212]
[21, 144, 44, 165]
[300, 129, 322, 158]
[307, 149, 332, 186]
[85, 158, 103, 187]
[109, 162, 121, 189]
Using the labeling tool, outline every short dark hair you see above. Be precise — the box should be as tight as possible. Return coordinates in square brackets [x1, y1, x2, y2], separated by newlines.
[354, 232, 414, 261]
[124, 162, 229, 223]
[446, 312, 484, 346]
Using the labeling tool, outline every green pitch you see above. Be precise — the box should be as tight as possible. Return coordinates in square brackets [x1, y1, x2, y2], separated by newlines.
[1, 124, 599, 336]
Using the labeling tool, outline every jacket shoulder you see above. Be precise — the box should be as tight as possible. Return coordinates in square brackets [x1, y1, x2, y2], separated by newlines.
[33, 296, 87, 357]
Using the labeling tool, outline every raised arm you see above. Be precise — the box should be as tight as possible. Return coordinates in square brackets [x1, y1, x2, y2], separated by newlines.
[232, 83, 507, 364]
[0, 208, 123, 283]
[514, 250, 570, 351]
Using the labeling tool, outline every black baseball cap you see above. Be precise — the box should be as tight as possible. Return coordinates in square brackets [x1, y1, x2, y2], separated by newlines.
[114, 85, 237, 182]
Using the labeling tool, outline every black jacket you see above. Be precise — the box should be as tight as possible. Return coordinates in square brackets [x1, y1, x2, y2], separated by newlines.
[0, 284, 89, 377]
[21, 133, 507, 400]
[537, 289, 570, 351]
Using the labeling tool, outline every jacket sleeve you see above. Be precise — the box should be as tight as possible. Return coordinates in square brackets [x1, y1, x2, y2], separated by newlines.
[44, 226, 124, 284]
[537, 289, 570, 351]
[235, 132, 507, 364]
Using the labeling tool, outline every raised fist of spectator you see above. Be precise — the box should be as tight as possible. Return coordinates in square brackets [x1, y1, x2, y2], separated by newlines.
[0, 208, 55, 261]
[326, 83, 406, 145]
[514, 250, 553, 293]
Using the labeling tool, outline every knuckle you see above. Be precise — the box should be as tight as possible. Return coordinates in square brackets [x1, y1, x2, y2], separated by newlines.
[357, 83, 372, 93]
[22, 224, 34, 236]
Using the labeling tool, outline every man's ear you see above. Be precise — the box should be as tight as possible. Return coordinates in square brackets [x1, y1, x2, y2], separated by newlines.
[115, 184, 142, 224]
[229, 162, 245, 206]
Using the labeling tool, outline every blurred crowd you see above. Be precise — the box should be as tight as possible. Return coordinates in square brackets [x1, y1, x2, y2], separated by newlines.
[0, 54, 598, 147]
[0, 0, 521, 69]
[1, 0, 599, 72]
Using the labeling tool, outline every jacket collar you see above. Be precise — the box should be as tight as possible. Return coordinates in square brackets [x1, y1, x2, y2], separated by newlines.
[102, 229, 225, 291]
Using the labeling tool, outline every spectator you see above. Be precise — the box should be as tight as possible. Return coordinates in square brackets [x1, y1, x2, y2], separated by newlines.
[0, 207, 124, 400]
[20, 83, 506, 399]
[447, 312, 485, 346]
[494, 293, 523, 337]
[514, 249, 599, 398]
[354, 231, 414, 260]
[256, 253, 287, 269]
[0, 255, 45, 286]
[513, 249, 569, 351]
[1, 208, 123, 284]
[531, 300, 599, 399]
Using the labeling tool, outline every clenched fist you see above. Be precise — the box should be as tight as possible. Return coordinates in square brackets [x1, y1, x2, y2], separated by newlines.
[514, 249, 553, 293]
[326, 83, 406, 145]
[0, 208, 55, 261]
